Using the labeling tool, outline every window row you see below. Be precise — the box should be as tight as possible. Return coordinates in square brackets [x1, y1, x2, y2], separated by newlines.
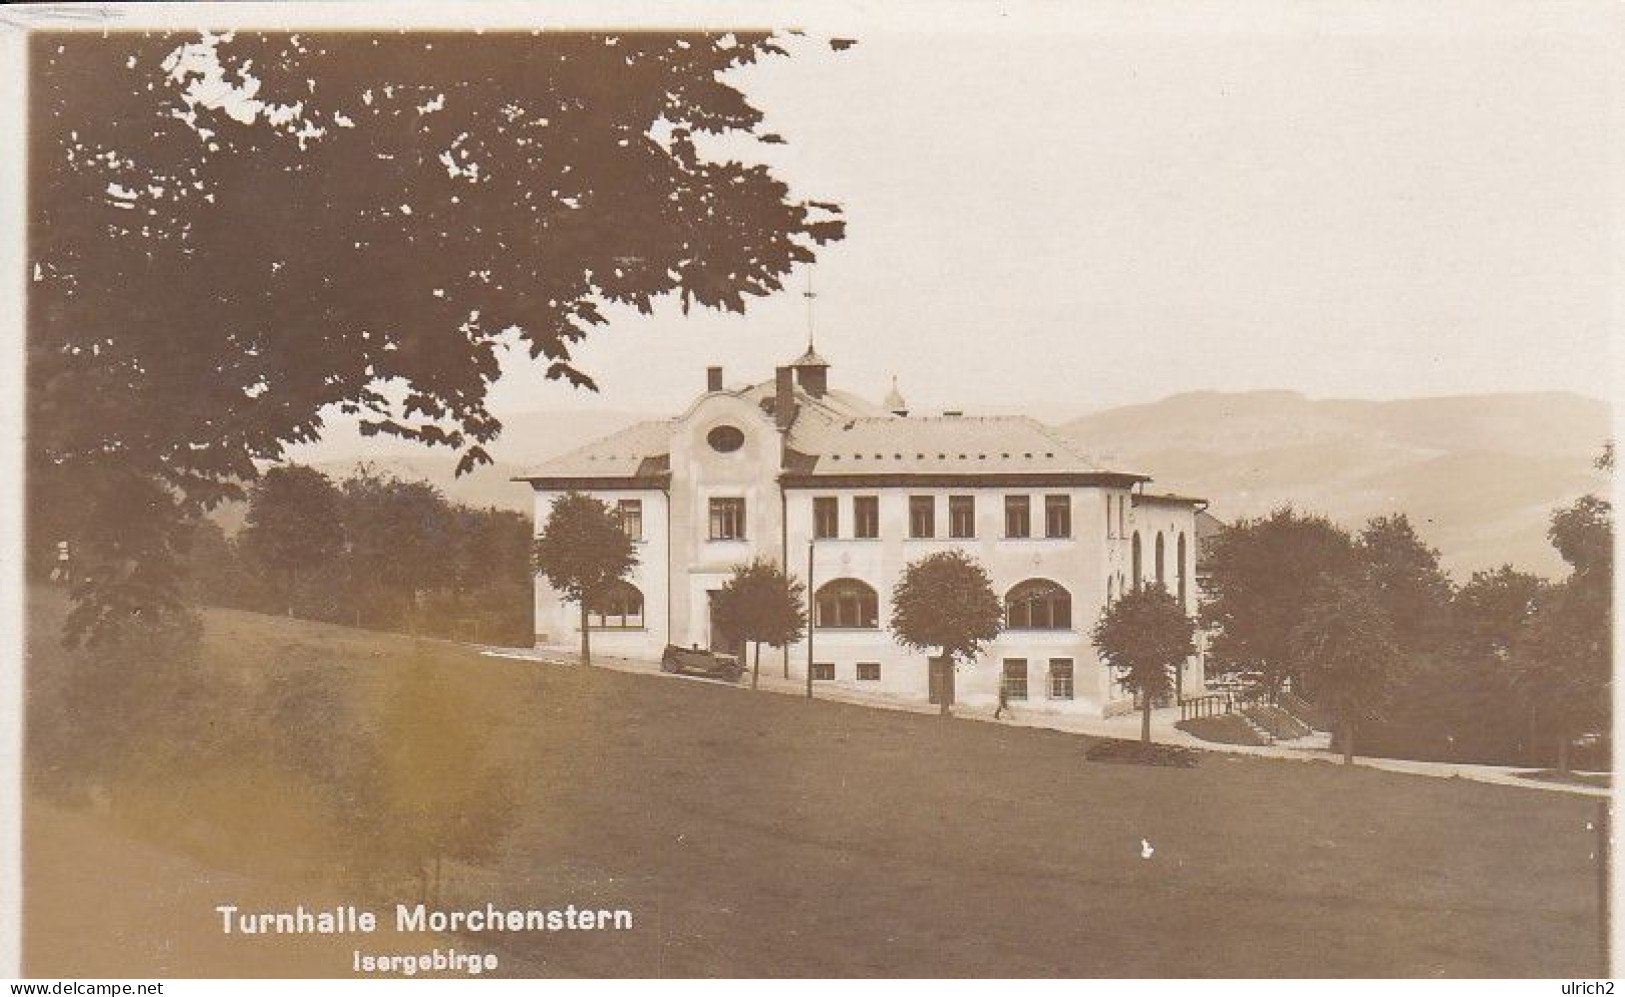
[811, 661, 882, 682]
[813, 494, 1074, 541]
[1123, 530, 1191, 605]
[1002, 657, 1076, 700]
[813, 577, 1072, 631]
[811, 658, 1075, 698]
[626, 495, 1147, 550]
[582, 576, 1079, 633]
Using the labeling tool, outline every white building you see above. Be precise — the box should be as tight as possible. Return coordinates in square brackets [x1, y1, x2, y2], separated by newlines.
[519, 350, 1207, 717]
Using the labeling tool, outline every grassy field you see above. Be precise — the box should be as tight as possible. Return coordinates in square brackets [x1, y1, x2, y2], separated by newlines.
[23, 597, 1608, 977]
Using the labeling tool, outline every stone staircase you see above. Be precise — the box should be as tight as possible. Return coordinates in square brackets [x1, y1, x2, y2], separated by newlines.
[1236, 709, 1277, 745]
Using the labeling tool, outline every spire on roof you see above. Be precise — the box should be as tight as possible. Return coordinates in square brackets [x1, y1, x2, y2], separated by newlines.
[883, 375, 908, 417]
[792, 345, 830, 368]
[792, 266, 830, 396]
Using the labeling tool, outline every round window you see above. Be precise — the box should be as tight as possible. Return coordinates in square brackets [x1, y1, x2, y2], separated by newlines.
[707, 425, 745, 453]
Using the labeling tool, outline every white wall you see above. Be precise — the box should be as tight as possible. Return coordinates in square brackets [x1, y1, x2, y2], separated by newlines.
[782, 486, 1125, 714]
[532, 487, 670, 661]
[666, 392, 789, 650]
[1124, 496, 1205, 700]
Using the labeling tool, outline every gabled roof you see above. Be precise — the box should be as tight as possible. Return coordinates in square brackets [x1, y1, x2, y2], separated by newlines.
[517, 418, 674, 479]
[516, 372, 1149, 485]
[785, 413, 1115, 476]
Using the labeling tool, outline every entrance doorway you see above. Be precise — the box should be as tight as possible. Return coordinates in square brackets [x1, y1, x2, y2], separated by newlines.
[706, 590, 744, 660]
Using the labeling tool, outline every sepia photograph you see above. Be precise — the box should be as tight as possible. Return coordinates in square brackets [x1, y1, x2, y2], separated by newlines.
[2, 0, 1618, 981]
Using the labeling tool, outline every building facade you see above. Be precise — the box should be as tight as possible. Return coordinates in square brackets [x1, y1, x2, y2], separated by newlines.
[519, 351, 1206, 718]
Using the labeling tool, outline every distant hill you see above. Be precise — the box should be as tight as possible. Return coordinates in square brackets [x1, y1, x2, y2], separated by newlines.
[1060, 390, 1610, 579]
[223, 390, 1609, 580]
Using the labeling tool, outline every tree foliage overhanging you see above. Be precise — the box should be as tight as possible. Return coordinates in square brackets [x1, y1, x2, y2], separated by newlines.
[29, 30, 845, 640]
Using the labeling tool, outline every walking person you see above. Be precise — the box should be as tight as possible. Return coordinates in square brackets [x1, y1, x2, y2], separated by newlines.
[993, 678, 1010, 720]
[49, 540, 71, 585]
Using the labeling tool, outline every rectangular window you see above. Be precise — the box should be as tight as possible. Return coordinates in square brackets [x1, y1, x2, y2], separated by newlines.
[856, 661, 881, 681]
[854, 495, 880, 539]
[908, 496, 935, 539]
[949, 495, 976, 538]
[1118, 493, 1127, 537]
[1004, 495, 1031, 539]
[709, 497, 745, 540]
[1106, 494, 1115, 539]
[812, 661, 835, 681]
[1048, 658, 1074, 700]
[813, 496, 839, 539]
[616, 499, 643, 542]
[1002, 658, 1028, 701]
[1045, 495, 1071, 539]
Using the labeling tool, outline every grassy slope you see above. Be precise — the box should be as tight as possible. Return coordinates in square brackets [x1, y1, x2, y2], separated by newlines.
[25, 602, 1606, 978]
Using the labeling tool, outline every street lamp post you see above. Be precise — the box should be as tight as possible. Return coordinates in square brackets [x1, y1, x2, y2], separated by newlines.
[805, 539, 814, 700]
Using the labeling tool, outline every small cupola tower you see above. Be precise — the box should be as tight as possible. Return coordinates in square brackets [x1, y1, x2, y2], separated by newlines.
[790, 345, 830, 399]
[883, 375, 908, 417]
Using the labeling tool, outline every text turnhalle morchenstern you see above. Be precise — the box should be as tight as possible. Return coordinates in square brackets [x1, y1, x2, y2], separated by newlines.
[215, 903, 634, 935]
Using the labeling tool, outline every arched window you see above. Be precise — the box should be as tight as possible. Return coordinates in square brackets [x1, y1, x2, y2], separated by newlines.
[1131, 532, 1143, 589]
[1005, 579, 1072, 630]
[1155, 532, 1166, 588]
[588, 580, 644, 629]
[815, 579, 879, 629]
[1177, 532, 1188, 606]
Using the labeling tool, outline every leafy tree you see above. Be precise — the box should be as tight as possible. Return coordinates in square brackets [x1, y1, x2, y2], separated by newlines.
[30, 30, 845, 641]
[890, 550, 1003, 716]
[1511, 583, 1609, 772]
[1356, 513, 1454, 654]
[441, 505, 536, 645]
[1199, 507, 1358, 697]
[1091, 585, 1196, 743]
[240, 465, 346, 616]
[532, 493, 637, 666]
[1511, 454, 1612, 771]
[1548, 494, 1612, 588]
[1452, 566, 1547, 664]
[1289, 579, 1400, 765]
[711, 557, 807, 689]
[339, 468, 460, 630]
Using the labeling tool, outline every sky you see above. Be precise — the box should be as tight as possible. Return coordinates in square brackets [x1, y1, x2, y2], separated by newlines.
[464, 3, 1619, 421]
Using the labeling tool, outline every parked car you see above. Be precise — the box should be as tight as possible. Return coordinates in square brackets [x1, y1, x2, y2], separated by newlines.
[660, 644, 745, 682]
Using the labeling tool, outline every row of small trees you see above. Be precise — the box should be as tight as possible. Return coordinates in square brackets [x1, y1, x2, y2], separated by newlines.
[182, 464, 534, 645]
[532, 492, 1198, 743]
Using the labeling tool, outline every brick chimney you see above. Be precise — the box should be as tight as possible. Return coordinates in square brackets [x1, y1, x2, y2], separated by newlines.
[774, 365, 796, 430]
[706, 366, 723, 392]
